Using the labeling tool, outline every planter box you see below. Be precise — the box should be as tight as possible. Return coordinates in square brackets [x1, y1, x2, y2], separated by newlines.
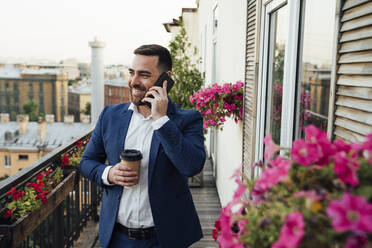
[0, 171, 76, 248]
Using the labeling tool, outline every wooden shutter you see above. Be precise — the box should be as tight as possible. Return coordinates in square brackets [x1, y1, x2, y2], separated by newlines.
[333, 0, 372, 142]
[243, 0, 260, 179]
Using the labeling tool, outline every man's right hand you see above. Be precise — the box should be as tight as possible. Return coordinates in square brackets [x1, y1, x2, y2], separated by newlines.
[107, 162, 139, 187]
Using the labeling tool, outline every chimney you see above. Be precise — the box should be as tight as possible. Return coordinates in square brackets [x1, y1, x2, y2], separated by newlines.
[80, 114, 91, 124]
[38, 120, 47, 142]
[17, 114, 29, 135]
[64, 115, 74, 124]
[0, 113, 10, 123]
[45, 114, 55, 123]
[89, 37, 105, 124]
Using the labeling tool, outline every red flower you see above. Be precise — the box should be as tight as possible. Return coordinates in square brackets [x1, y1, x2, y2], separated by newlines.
[36, 173, 44, 182]
[76, 140, 83, 148]
[12, 190, 25, 200]
[45, 169, 52, 176]
[6, 187, 16, 197]
[215, 220, 221, 231]
[212, 229, 218, 241]
[62, 155, 70, 166]
[4, 209, 12, 219]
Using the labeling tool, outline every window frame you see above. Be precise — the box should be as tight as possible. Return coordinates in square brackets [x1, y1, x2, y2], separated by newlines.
[255, 0, 338, 169]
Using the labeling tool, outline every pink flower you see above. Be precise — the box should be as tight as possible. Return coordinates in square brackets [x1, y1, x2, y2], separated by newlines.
[334, 139, 352, 153]
[219, 117, 226, 123]
[293, 190, 324, 201]
[189, 95, 194, 104]
[231, 166, 247, 204]
[217, 204, 244, 248]
[326, 193, 372, 233]
[344, 235, 368, 248]
[291, 139, 321, 166]
[272, 211, 305, 248]
[252, 156, 290, 197]
[304, 125, 335, 166]
[239, 106, 243, 119]
[204, 108, 213, 115]
[333, 151, 359, 186]
[264, 134, 279, 161]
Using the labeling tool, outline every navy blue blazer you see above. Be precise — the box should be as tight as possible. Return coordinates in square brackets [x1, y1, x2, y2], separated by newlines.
[80, 101, 206, 248]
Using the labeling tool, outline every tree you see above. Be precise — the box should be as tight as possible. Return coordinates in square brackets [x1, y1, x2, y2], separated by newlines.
[168, 22, 204, 109]
[82, 102, 91, 115]
[22, 101, 38, 121]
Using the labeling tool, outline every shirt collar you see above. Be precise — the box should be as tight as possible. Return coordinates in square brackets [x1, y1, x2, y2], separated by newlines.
[128, 103, 152, 120]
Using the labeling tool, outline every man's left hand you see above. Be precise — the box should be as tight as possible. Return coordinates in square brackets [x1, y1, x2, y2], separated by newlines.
[142, 80, 168, 120]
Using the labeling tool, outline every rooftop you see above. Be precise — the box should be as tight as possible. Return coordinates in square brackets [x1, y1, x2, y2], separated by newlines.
[0, 121, 91, 151]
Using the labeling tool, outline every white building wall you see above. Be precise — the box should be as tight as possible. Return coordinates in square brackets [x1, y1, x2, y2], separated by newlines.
[198, 0, 246, 206]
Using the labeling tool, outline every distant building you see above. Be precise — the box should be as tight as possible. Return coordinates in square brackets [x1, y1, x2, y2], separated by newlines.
[0, 64, 69, 122]
[0, 113, 91, 177]
[104, 78, 130, 106]
[68, 80, 92, 122]
[78, 62, 91, 79]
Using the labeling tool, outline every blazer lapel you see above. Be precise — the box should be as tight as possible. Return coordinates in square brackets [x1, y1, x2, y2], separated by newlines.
[148, 100, 176, 186]
[118, 104, 133, 162]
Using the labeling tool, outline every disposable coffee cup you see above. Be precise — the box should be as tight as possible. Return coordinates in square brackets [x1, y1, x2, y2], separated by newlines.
[120, 149, 142, 186]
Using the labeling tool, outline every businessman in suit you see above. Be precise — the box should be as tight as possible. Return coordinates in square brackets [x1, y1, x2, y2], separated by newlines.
[80, 44, 206, 248]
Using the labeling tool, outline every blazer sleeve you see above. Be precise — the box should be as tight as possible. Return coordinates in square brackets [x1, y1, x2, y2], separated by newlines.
[154, 110, 206, 177]
[80, 106, 109, 188]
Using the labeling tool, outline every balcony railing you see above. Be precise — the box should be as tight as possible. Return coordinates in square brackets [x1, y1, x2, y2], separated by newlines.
[0, 129, 102, 248]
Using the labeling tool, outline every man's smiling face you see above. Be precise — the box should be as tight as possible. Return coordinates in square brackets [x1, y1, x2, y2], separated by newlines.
[128, 55, 161, 106]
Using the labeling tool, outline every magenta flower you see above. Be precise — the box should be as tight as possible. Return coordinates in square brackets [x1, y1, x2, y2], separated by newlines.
[291, 139, 322, 166]
[217, 204, 244, 248]
[344, 235, 368, 248]
[304, 125, 335, 166]
[264, 134, 279, 161]
[231, 166, 247, 204]
[252, 156, 290, 197]
[333, 151, 359, 186]
[326, 193, 372, 233]
[272, 211, 305, 248]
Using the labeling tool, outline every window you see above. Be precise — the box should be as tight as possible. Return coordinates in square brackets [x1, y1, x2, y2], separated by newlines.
[19, 154, 29, 160]
[265, 5, 288, 144]
[295, 0, 336, 138]
[5, 155, 11, 168]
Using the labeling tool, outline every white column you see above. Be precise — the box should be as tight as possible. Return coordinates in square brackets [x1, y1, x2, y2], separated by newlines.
[89, 37, 105, 125]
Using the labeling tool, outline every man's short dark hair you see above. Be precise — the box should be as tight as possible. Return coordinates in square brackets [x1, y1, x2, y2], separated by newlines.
[134, 44, 172, 72]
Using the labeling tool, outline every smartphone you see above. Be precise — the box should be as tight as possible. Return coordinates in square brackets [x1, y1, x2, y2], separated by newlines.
[139, 72, 175, 108]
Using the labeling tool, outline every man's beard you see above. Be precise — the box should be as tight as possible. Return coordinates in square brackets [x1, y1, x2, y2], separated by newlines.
[129, 84, 147, 106]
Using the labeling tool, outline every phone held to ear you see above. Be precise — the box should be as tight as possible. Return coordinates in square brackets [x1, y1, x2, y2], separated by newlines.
[138, 72, 175, 108]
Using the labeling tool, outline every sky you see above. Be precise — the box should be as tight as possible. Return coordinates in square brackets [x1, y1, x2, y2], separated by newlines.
[0, 0, 197, 65]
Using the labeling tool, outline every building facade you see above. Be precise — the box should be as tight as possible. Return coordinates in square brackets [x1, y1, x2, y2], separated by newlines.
[0, 66, 69, 122]
[68, 81, 91, 122]
[0, 114, 90, 178]
[104, 78, 130, 106]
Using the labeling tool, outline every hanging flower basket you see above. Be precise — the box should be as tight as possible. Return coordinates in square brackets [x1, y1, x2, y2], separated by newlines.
[190, 81, 244, 130]
[0, 170, 76, 248]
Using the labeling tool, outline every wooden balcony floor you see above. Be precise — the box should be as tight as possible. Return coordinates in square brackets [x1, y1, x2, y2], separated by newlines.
[84, 159, 221, 248]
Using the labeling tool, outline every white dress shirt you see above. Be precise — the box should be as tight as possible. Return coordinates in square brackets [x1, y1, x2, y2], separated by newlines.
[101, 103, 169, 228]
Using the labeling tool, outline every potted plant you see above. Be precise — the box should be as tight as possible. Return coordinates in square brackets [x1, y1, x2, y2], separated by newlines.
[213, 125, 372, 248]
[190, 81, 244, 130]
[0, 166, 76, 247]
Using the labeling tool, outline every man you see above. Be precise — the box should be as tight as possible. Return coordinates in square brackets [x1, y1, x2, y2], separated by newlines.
[80, 44, 206, 248]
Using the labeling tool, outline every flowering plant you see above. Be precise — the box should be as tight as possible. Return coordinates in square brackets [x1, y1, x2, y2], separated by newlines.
[3, 167, 63, 221]
[189, 81, 244, 129]
[61, 138, 89, 167]
[213, 125, 372, 248]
